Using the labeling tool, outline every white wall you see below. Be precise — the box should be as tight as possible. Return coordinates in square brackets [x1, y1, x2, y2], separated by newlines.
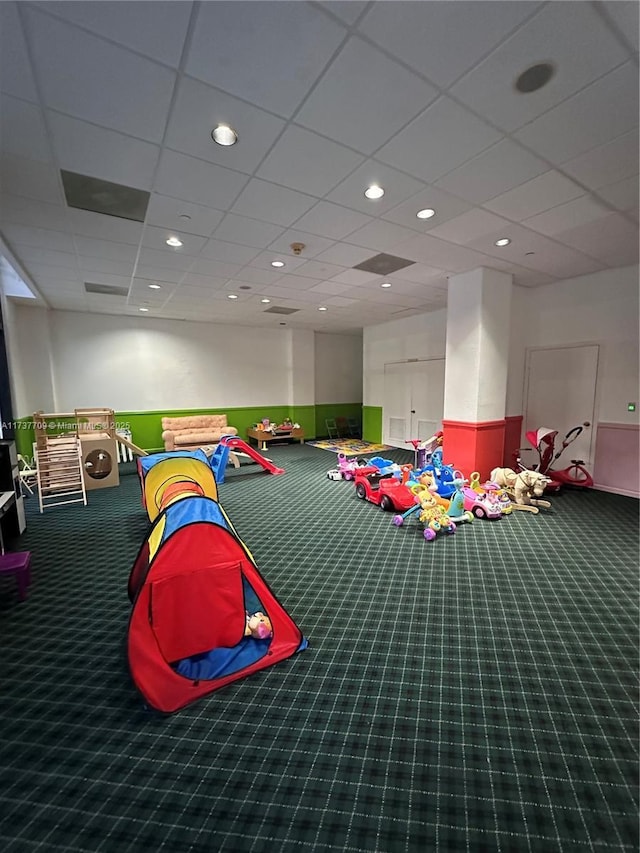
[363, 309, 447, 406]
[2, 300, 55, 417]
[507, 264, 639, 425]
[315, 331, 363, 404]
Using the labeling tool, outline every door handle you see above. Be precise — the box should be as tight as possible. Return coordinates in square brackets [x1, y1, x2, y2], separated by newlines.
[411, 410, 416, 414]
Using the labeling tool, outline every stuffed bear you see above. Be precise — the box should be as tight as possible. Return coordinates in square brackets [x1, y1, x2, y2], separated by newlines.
[245, 611, 273, 640]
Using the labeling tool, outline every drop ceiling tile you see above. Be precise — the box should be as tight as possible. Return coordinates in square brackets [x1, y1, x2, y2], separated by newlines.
[200, 238, 260, 265]
[68, 208, 142, 244]
[522, 196, 610, 236]
[602, 0, 639, 51]
[186, 1, 346, 117]
[0, 194, 68, 231]
[145, 194, 224, 239]
[231, 179, 316, 227]
[0, 94, 50, 162]
[142, 225, 208, 255]
[596, 176, 639, 212]
[326, 160, 425, 215]
[74, 236, 139, 262]
[393, 233, 494, 272]
[358, 0, 540, 89]
[256, 125, 363, 196]
[331, 269, 381, 286]
[561, 129, 639, 190]
[212, 214, 284, 248]
[1, 223, 75, 253]
[270, 274, 318, 291]
[309, 279, 355, 296]
[181, 273, 229, 290]
[451, 2, 628, 132]
[434, 140, 548, 205]
[77, 256, 134, 277]
[320, 2, 369, 26]
[514, 62, 639, 164]
[33, 0, 193, 67]
[313, 243, 374, 267]
[1, 155, 62, 203]
[294, 259, 347, 280]
[266, 230, 335, 259]
[296, 36, 437, 155]
[137, 246, 195, 271]
[24, 7, 177, 143]
[428, 209, 512, 245]
[134, 265, 185, 284]
[345, 220, 418, 253]
[557, 213, 639, 263]
[246, 251, 307, 273]
[325, 295, 360, 307]
[224, 267, 282, 286]
[166, 76, 285, 174]
[48, 112, 160, 190]
[484, 170, 584, 220]
[376, 97, 502, 184]
[382, 187, 472, 232]
[154, 149, 248, 209]
[0, 2, 39, 101]
[389, 263, 445, 284]
[292, 201, 373, 241]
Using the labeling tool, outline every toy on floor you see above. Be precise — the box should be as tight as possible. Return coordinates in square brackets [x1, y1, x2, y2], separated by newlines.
[489, 467, 552, 513]
[245, 611, 273, 640]
[469, 472, 512, 515]
[522, 425, 594, 489]
[353, 467, 418, 512]
[393, 484, 458, 541]
[405, 431, 443, 469]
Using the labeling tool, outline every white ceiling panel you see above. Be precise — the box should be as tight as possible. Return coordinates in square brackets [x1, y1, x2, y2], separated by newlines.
[451, 2, 628, 132]
[485, 170, 585, 221]
[154, 149, 248, 209]
[48, 112, 160, 190]
[514, 62, 639, 164]
[34, 0, 194, 68]
[376, 97, 502, 183]
[186, 1, 347, 117]
[359, 0, 540, 89]
[293, 202, 373, 241]
[23, 6, 177, 143]
[434, 140, 548, 205]
[0, 95, 50, 162]
[0, 0, 636, 329]
[296, 36, 437, 154]
[165, 76, 286, 174]
[256, 125, 363, 196]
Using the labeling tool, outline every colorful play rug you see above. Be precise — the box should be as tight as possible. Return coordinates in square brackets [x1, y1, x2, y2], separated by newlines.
[307, 438, 395, 456]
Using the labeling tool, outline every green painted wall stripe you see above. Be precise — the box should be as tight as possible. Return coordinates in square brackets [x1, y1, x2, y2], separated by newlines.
[362, 406, 382, 444]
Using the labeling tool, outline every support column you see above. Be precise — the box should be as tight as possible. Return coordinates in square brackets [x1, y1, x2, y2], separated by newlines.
[442, 267, 513, 479]
[288, 329, 315, 434]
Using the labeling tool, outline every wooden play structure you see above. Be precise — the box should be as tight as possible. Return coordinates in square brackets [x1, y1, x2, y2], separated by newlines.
[33, 409, 147, 512]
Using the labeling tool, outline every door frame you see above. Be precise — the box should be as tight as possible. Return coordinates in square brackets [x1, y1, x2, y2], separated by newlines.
[522, 342, 601, 467]
[383, 358, 445, 448]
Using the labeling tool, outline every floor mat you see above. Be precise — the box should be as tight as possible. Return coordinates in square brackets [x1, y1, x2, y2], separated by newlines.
[306, 438, 395, 456]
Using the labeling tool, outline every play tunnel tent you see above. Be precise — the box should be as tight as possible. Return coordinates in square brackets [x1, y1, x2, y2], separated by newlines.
[128, 456, 307, 713]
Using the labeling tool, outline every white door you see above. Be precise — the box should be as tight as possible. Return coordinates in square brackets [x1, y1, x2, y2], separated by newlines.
[383, 360, 445, 448]
[523, 344, 599, 469]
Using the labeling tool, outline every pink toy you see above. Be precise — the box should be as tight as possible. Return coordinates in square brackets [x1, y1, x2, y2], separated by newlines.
[245, 611, 273, 640]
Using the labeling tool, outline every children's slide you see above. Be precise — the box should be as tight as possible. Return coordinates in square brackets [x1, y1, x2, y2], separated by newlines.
[211, 435, 285, 484]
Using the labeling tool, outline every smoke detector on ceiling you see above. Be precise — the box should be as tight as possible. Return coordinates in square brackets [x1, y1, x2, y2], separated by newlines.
[290, 242, 305, 256]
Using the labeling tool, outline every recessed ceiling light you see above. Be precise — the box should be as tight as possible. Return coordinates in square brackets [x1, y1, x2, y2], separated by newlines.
[515, 62, 555, 94]
[381, 282, 392, 288]
[495, 238, 511, 247]
[261, 298, 271, 303]
[211, 124, 238, 146]
[416, 208, 435, 220]
[271, 260, 285, 268]
[364, 184, 384, 200]
[318, 306, 327, 311]
[228, 293, 238, 299]
[166, 236, 182, 247]
[148, 283, 161, 290]
[139, 307, 149, 312]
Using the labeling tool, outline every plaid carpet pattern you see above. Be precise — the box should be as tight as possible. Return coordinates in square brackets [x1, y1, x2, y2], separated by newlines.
[0, 445, 638, 852]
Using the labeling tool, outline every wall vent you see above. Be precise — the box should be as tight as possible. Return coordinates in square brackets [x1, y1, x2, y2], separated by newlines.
[84, 282, 129, 297]
[62, 170, 150, 222]
[263, 306, 299, 315]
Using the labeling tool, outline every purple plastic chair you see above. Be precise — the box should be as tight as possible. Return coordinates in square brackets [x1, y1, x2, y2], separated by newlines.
[0, 551, 31, 601]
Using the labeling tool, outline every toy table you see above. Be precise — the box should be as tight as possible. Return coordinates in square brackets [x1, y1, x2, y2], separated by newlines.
[246, 428, 304, 450]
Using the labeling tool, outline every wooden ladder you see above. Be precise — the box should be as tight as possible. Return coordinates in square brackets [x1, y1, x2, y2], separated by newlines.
[35, 435, 87, 513]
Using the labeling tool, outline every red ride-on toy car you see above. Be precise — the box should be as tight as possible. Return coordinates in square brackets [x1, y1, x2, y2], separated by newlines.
[353, 468, 418, 513]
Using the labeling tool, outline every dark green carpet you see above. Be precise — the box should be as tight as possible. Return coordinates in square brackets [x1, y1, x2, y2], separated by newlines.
[1, 444, 638, 852]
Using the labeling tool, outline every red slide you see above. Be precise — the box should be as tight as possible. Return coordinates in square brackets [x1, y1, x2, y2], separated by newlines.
[221, 436, 285, 476]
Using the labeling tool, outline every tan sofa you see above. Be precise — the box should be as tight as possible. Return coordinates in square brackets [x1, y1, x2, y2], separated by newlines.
[161, 414, 238, 452]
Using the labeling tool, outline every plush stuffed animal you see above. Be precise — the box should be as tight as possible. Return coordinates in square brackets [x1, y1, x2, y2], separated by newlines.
[245, 611, 273, 640]
[489, 467, 552, 513]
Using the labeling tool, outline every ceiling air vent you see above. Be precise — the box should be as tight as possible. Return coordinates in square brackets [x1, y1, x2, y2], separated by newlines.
[352, 253, 415, 275]
[263, 306, 300, 315]
[61, 170, 150, 222]
[84, 282, 129, 297]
